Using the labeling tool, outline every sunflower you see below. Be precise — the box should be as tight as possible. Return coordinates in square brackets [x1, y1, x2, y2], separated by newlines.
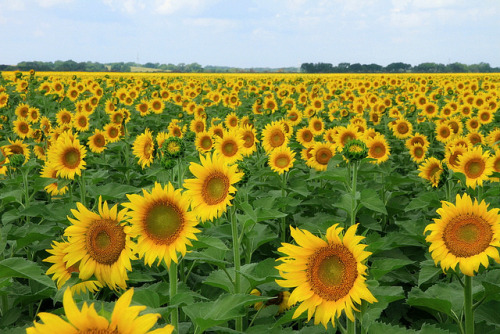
[132, 129, 155, 169]
[262, 121, 288, 153]
[27, 288, 174, 334]
[478, 108, 493, 125]
[44, 240, 102, 294]
[309, 116, 325, 135]
[435, 123, 454, 143]
[268, 145, 295, 174]
[47, 132, 86, 180]
[225, 112, 239, 129]
[56, 109, 73, 127]
[72, 112, 89, 132]
[210, 124, 225, 139]
[491, 150, 500, 182]
[424, 193, 500, 276]
[13, 118, 32, 139]
[0, 92, 8, 108]
[409, 143, 427, 164]
[150, 98, 165, 114]
[418, 157, 443, 187]
[136, 100, 150, 116]
[40, 164, 69, 196]
[465, 117, 481, 133]
[467, 131, 484, 146]
[64, 197, 136, 290]
[335, 124, 361, 148]
[239, 124, 259, 156]
[190, 118, 206, 134]
[6, 138, 31, 161]
[183, 152, 243, 222]
[287, 108, 302, 126]
[307, 142, 336, 171]
[123, 183, 200, 267]
[486, 128, 500, 149]
[0, 147, 11, 176]
[444, 145, 466, 172]
[457, 146, 494, 189]
[391, 118, 413, 139]
[214, 129, 244, 164]
[296, 127, 316, 148]
[366, 134, 390, 164]
[88, 129, 107, 153]
[276, 224, 376, 328]
[15, 103, 30, 118]
[28, 107, 40, 123]
[195, 131, 214, 153]
[40, 116, 52, 135]
[104, 123, 121, 143]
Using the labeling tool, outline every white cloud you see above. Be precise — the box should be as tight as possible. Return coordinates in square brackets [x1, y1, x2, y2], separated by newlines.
[183, 17, 237, 30]
[36, 0, 73, 7]
[102, 0, 145, 14]
[154, 0, 220, 15]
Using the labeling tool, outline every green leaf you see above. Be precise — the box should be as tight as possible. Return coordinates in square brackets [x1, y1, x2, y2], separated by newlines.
[87, 182, 140, 201]
[362, 284, 405, 329]
[184, 247, 228, 268]
[405, 191, 440, 212]
[418, 259, 442, 287]
[239, 258, 280, 287]
[407, 282, 465, 317]
[0, 258, 55, 288]
[370, 257, 414, 280]
[191, 235, 229, 251]
[182, 293, 270, 333]
[360, 188, 387, 214]
[368, 322, 417, 334]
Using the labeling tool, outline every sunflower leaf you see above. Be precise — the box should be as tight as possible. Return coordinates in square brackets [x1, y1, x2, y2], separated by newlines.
[0, 258, 55, 289]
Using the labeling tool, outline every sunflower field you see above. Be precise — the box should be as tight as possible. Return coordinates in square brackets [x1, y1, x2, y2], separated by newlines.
[1, 70, 500, 334]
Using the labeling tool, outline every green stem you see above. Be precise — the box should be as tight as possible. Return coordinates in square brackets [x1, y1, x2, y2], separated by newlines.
[281, 171, 287, 243]
[464, 275, 474, 334]
[347, 313, 356, 334]
[79, 172, 86, 207]
[169, 261, 179, 334]
[350, 161, 358, 227]
[230, 205, 243, 332]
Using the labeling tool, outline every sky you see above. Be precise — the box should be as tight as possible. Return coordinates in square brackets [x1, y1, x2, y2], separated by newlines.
[1, 0, 500, 68]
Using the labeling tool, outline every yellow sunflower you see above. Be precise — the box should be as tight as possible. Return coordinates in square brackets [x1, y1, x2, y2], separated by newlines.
[56, 109, 73, 127]
[366, 134, 390, 164]
[183, 152, 243, 222]
[444, 145, 467, 172]
[276, 224, 377, 328]
[391, 118, 413, 139]
[123, 182, 200, 267]
[268, 145, 296, 174]
[287, 108, 302, 126]
[435, 123, 454, 143]
[309, 116, 325, 135]
[132, 129, 155, 169]
[27, 288, 174, 334]
[306, 142, 336, 171]
[262, 121, 288, 153]
[104, 123, 122, 143]
[486, 128, 500, 150]
[87, 129, 107, 153]
[214, 129, 244, 164]
[5, 138, 30, 161]
[40, 164, 68, 196]
[424, 193, 500, 276]
[457, 146, 494, 189]
[296, 127, 316, 148]
[335, 124, 361, 148]
[72, 112, 89, 132]
[239, 124, 259, 156]
[409, 143, 427, 164]
[47, 132, 86, 180]
[195, 131, 214, 154]
[190, 118, 206, 134]
[418, 157, 443, 187]
[13, 118, 32, 139]
[0, 147, 11, 176]
[64, 197, 136, 290]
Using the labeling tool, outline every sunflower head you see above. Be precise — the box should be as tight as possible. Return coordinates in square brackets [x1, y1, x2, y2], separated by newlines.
[342, 139, 367, 162]
[161, 136, 185, 159]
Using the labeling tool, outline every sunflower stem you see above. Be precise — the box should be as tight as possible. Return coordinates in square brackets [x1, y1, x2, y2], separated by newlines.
[281, 171, 288, 243]
[78, 172, 86, 207]
[347, 314, 356, 334]
[464, 275, 474, 334]
[169, 261, 179, 334]
[230, 204, 243, 332]
[350, 161, 359, 227]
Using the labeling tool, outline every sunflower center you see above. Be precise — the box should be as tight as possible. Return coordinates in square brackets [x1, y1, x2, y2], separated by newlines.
[63, 148, 81, 168]
[202, 173, 230, 205]
[315, 148, 332, 165]
[200, 137, 212, 149]
[270, 130, 285, 147]
[243, 132, 254, 148]
[86, 219, 126, 265]
[370, 144, 385, 158]
[145, 202, 184, 242]
[464, 159, 485, 178]
[302, 131, 313, 142]
[94, 135, 105, 147]
[275, 154, 290, 168]
[222, 140, 237, 157]
[307, 244, 358, 301]
[443, 215, 493, 257]
[397, 123, 409, 134]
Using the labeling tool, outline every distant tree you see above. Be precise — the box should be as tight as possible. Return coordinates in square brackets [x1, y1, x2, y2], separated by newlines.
[144, 62, 159, 69]
[446, 62, 468, 73]
[385, 62, 412, 73]
[337, 63, 350, 73]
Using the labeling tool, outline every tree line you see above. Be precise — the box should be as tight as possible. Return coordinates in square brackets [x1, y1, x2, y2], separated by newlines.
[300, 62, 499, 73]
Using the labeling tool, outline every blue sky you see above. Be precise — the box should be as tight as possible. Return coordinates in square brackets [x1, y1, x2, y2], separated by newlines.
[1, 0, 499, 68]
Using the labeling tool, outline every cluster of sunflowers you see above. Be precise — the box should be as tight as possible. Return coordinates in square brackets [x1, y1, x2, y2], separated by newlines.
[1, 70, 500, 333]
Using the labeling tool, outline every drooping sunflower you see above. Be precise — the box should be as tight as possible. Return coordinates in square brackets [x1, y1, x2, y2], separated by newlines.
[183, 152, 244, 222]
[132, 129, 155, 169]
[262, 121, 288, 153]
[214, 129, 244, 164]
[418, 157, 443, 187]
[457, 146, 494, 189]
[123, 182, 200, 267]
[366, 134, 390, 164]
[47, 132, 86, 180]
[87, 129, 107, 153]
[64, 197, 136, 290]
[276, 224, 377, 328]
[424, 193, 500, 276]
[239, 124, 259, 156]
[27, 288, 174, 334]
[307, 142, 336, 172]
[268, 145, 296, 175]
[40, 164, 68, 196]
[44, 240, 103, 294]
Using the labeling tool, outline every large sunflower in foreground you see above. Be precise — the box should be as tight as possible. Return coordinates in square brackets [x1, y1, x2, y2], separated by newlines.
[123, 182, 200, 267]
[183, 152, 244, 222]
[27, 288, 174, 334]
[47, 132, 86, 179]
[424, 193, 500, 276]
[276, 224, 377, 328]
[132, 128, 155, 169]
[64, 197, 136, 290]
